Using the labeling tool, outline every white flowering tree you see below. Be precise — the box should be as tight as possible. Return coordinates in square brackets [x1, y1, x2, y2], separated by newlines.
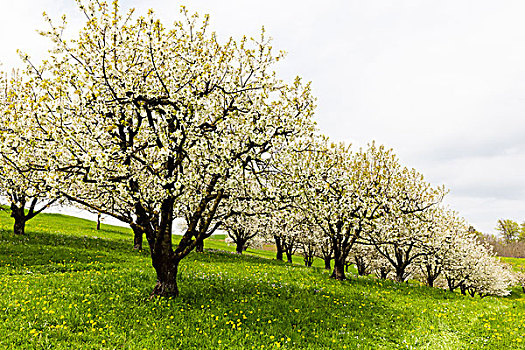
[280, 138, 407, 280]
[12, 0, 314, 296]
[439, 234, 516, 297]
[414, 208, 467, 287]
[360, 168, 445, 282]
[223, 212, 268, 254]
[369, 250, 393, 280]
[0, 72, 61, 235]
[317, 235, 334, 270]
[515, 268, 525, 293]
[296, 221, 324, 267]
[263, 208, 303, 263]
[348, 242, 376, 276]
[466, 258, 516, 298]
[59, 182, 147, 249]
[439, 233, 479, 293]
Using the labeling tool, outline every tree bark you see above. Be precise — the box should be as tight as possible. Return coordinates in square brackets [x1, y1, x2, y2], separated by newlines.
[331, 258, 346, 280]
[355, 256, 368, 276]
[9, 197, 55, 236]
[303, 253, 314, 267]
[285, 251, 293, 264]
[10, 204, 26, 235]
[134, 231, 143, 250]
[395, 266, 406, 282]
[331, 242, 347, 280]
[130, 224, 144, 250]
[195, 240, 204, 253]
[274, 235, 283, 261]
[96, 212, 101, 231]
[425, 265, 438, 287]
[236, 240, 245, 254]
[152, 257, 180, 297]
[146, 180, 222, 297]
[324, 256, 331, 270]
[134, 195, 178, 297]
[460, 284, 467, 295]
[144, 197, 180, 297]
[426, 276, 435, 288]
[446, 277, 458, 292]
[13, 214, 26, 235]
[97, 212, 101, 231]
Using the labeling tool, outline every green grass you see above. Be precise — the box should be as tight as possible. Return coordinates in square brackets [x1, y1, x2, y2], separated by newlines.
[501, 257, 525, 270]
[2, 208, 525, 349]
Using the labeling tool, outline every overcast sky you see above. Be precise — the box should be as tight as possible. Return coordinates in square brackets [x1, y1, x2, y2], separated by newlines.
[1, 0, 525, 234]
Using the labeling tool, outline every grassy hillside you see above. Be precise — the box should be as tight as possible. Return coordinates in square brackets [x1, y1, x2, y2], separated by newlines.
[1, 209, 525, 349]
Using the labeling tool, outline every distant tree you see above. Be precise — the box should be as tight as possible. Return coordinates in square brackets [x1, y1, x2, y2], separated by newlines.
[317, 237, 333, 270]
[416, 209, 468, 287]
[496, 219, 520, 243]
[361, 169, 445, 283]
[520, 222, 525, 242]
[264, 210, 302, 264]
[349, 243, 375, 276]
[223, 214, 266, 254]
[467, 225, 484, 239]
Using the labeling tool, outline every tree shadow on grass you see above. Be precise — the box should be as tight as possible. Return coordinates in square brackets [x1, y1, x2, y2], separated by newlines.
[0, 230, 141, 274]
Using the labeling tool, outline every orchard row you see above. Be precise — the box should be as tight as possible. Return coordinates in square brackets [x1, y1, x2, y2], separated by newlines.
[0, 0, 517, 298]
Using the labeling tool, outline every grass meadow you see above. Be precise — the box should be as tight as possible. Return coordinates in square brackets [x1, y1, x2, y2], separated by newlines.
[1, 208, 525, 349]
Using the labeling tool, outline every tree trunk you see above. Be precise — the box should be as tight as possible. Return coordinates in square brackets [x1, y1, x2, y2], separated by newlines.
[446, 277, 455, 292]
[286, 251, 293, 264]
[425, 265, 435, 287]
[96, 212, 101, 231]
[394, 265, 406, 282]
[324, 256, 331, 270]
[355, 256, 368, 276]
[331, 243, 347, 280]
[379, 268, 388, 280]
[304, 253, 314, 267]
[236, 240, 245, 254]
[196, 240, 204, 253]
[13, 215, 26, 235]
[274, 236, 283, 261]
[130, 224, 144, 250]
[460, 284, 467, 295]
[148, 197, 179, 297]
[134, 231, 143, 250]
[10, 205, 26, 235]
[331, 258, 346, 280]
[426, 276, 435, 288]
[152, 257, 180, 297]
